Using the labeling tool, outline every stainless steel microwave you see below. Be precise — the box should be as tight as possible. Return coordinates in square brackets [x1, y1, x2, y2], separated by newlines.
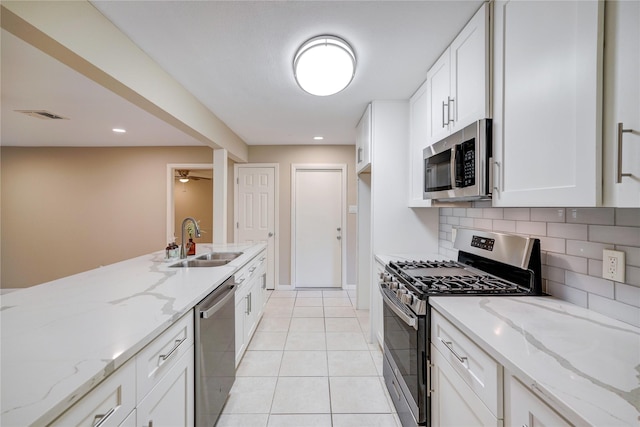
[423, 119, 492, 201]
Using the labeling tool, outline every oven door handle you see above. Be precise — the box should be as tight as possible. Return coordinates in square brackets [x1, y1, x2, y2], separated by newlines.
[380, 285, 418, 331]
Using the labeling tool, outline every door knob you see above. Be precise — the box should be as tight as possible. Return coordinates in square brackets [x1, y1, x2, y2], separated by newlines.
[268, 232, 274, 237]
[337, 227, 341, 232]
[337, 236, 342, 240]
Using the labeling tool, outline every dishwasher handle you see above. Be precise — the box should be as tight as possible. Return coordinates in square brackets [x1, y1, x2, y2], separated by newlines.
[199, 281, 236, 319]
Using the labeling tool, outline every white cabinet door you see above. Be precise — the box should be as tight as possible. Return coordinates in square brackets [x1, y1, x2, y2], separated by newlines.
[450, 2, 490, 133]
[408, 79, 432, 207]
[505, 374, 571, 427]
[356, 104, 372, 174]
[602, 0, 640, 207]
[372, 260, 385, 349]
[136, 346, 194, 427]
[492, 0, 604, 207]
[431, 344, 502, 427]
[426, 51, 452, 146]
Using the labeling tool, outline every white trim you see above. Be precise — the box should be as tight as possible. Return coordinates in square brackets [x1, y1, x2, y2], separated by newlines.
[290, 163, 348, 289]
[166, 163, 213, 244]
[234, 163, 280, 290]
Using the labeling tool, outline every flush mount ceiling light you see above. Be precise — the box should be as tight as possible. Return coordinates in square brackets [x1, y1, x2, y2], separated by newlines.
[112, 128, 126, 133]
[293, 35, 356, 96]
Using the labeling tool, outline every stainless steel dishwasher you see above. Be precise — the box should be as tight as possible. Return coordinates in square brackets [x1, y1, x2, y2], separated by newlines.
[195, 276, 236, 427]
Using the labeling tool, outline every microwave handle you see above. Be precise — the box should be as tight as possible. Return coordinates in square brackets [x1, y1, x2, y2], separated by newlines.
[450, 147, 458, 189]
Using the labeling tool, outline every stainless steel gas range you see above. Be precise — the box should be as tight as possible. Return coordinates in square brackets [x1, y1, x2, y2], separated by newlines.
[379, 229, 543, 427]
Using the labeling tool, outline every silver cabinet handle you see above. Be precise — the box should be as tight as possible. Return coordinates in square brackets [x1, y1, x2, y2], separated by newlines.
[617, 122, 635, 183]
[245, 294, 250, 315]
[92, 408, 115, 427]
[439, 338, 467, 364]
[357, 147, 363, 163]
[249, 266, 257, 273]
[493, 160, 501, 193]
[442, 100, 448, 128]
[447, 96, 455, 124]
[159, 337, 186, 363]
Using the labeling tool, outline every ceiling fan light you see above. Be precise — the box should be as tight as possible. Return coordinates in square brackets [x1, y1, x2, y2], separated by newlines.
[294, 35, 356, 96]
[179, 178, 189, 183]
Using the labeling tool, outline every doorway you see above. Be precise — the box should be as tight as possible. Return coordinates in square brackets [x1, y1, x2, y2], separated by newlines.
[234, 164, 279, 290]
[291, 164, 346, 288]
[166, 163, 213, 245]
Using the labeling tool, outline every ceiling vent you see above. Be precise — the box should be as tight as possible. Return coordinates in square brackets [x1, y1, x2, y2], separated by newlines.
[15, 110, 69, 120]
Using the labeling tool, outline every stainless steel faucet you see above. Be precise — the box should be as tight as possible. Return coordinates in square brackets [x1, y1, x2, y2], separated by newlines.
[180, 217, 201, 259]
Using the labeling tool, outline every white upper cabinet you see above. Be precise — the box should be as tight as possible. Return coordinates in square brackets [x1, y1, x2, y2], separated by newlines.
[356, 104, 372, 174]
[602, 0, 640, 207]
[426, 2, 490, 146]
[492, 0, 604, 207]
[408, 79, 432, 207]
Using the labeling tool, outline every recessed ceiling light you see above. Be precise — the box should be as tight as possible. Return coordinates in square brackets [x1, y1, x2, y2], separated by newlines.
[313, 136, 324, 140]
[112, 128, 126, 133]
[293, 35, 356, 96]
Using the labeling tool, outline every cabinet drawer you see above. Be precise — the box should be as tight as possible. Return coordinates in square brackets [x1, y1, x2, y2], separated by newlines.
[136, 311, 194, 402]
[234, 251, 266, 303]
[431, 309, 503, 417]
[50, 358, 135, 427]
[505, 373, 572, 427]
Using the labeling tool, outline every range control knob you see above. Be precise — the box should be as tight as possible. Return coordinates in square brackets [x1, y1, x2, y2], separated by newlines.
[389, 282, 399, 291]
[401, 293, 413, 305]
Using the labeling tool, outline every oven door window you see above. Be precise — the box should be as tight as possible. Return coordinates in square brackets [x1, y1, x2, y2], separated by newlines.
[383, 302, 419, 405]
[424, 149, 452, 192]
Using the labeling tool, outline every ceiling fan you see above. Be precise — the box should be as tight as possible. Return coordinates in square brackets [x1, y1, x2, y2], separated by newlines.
[175, 169, 211, 183]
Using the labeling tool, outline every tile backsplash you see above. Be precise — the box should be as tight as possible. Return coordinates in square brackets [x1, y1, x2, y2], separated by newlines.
[438, 205, 640, 327]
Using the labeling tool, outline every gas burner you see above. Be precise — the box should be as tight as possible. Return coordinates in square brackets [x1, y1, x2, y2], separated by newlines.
[392, 260, 464, 270]
[414, 275, 522, 294]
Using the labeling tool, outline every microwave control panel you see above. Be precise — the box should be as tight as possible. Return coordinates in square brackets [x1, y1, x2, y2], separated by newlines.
[456, 138, 476, 188]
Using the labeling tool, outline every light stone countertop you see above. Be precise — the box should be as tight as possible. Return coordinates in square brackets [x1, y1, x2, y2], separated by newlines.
[0, 242, 266, 427]
[430, 296, 640, 426]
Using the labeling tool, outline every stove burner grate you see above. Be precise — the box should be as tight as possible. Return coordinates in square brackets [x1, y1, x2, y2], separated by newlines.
[414, 275, 522, 294]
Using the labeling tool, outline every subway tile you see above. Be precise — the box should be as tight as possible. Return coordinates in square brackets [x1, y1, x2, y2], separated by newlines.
[566, 240, 613, 260]
[493, 220, 516, 233]
[588, 294, 640, 328]
[537, 236, 565, 254]
[439, 215, 447, 224]
[447, 216, 460, 225]
[439, 231, 447, 240]
[547, 281, 588, 307]
[565, 271, 614, 298]
[440, 239, 453, 250]
[440, 207, 453, 216]
[627, 266, 640, 287]
[459, 217, 475, 228]
[473, 200, 492, 208]
[516, 221, 546, 236]
[466, 208, 484, 218]
[615, 208, 640, 227]
[588, 259, 603, 278]
[546, 253, 588, 274]
[473, 218, 493, 230]
[618, 246, 640, 267]
[440, 223, 452, 233]
[453, 208, 467, 217]
[547, 223, 588, 240]
[483, 208, 504, 219]
[543, 265, 565, 284]
[589, 225, 640, 246]
[616, 283, 640, 308]
[531, 208, 566, 223]
[503, 208, 530, 221]
[567, 208, 615, 225]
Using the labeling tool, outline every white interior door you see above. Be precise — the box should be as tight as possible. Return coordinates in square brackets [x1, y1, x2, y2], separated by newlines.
[236, 165, 277, 289]
[292, 166, 345, 288]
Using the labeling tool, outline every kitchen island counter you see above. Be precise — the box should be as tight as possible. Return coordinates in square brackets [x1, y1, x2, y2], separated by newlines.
[430, 296, 640, 426]
[0, 243, 266, 427]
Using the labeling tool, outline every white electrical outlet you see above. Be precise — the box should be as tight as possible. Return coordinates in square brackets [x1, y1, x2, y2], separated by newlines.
[602, 249, 625, 282]
[452, 228, 457, 243]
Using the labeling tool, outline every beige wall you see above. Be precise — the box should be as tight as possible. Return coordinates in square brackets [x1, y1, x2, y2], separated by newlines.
[174, 176, 213, 244]
[248, 145, 357, 286]
[1, 146, 213, 288]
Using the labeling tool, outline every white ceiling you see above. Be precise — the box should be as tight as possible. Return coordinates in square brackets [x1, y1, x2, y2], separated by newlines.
[2, 0, 483, 147]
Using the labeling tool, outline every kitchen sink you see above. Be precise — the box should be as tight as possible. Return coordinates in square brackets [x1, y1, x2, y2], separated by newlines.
[196, 252, 243, 261]
[169, 252, 243, 268]
[170, 259, 231, 268]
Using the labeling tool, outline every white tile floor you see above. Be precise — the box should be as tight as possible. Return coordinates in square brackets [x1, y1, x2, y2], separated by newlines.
[217, 289, 400, 427]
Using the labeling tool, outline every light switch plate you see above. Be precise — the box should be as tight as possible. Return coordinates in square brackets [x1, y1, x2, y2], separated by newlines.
[602, 249, 625, 282]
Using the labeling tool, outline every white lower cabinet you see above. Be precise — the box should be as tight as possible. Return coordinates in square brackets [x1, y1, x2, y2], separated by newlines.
[50, 358, 136, 427]
[49, 312, 195, 427]
[505, 373, 572, 427]
[136, 345, 194, 427]
[235, 250, 267, 366]
[431, 344, 502, 427]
